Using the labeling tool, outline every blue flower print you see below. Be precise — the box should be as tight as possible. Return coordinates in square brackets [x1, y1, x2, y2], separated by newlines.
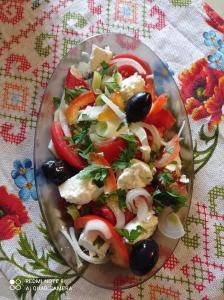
[218, 39, 224, 54]
[14, 168, 37, 201]
[208, 52, 224, 71]
[11, 159, 32, 179]
[203, 31, 219, 47]
[11, 159, 37, 201]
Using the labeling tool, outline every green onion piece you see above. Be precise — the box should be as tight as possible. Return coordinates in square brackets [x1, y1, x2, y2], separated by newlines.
[92, 71, 102, 91]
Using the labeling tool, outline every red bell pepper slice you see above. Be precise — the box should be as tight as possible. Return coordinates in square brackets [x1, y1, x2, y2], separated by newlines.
[74, 215, 129, 268]
[66, 91, 96, 125]
[148, 94, 168, 116]
[65, 69, 90, 89]
[144, 108, 176, 135]
[154, 135, 180, 168]
[89, 153, 117, 193]
[96, 138, 126, 165]
[112, 54, 151, 74]
[51, 121, 85, 170]
[116, 64, 139, 78]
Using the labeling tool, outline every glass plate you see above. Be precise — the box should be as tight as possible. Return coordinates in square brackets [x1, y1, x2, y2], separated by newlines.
[34, 33, 194, 290]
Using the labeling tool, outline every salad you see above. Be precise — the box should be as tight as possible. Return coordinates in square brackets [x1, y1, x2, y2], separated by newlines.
[42, 44, 189, 276]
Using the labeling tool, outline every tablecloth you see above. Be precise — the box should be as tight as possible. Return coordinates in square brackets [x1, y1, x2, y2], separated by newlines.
[0, 1, 224, 299]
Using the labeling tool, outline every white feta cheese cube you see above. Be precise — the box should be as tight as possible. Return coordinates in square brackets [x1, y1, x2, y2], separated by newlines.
[89, 45, 112, 72]
[120, 73, 145, 101]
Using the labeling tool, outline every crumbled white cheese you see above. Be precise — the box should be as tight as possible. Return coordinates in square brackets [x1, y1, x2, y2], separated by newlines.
[120, 73, 145, 101]
[140, 145, 151, 162]
[124, 211, 158, 244]
[78, 231, 110, 259]
[179, 174, 190, 184]
[58, 175, 101, 205]
[89, 45, 112, 72]
[117, 159, 154, 190]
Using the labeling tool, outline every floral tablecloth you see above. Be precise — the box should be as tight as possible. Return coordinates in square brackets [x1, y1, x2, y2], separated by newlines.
[0, 1, 224, 299]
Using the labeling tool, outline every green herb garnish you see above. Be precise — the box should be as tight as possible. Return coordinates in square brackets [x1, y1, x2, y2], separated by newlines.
[95, 188, 126, 208]
[53, 96, 61, 108]
[112, 134, 137, 171]
[157, 170, 175, 188]
[116, 226, 146, 243]
[99, 61, 110, 77]
[64, 87, 88, 104]
[104, 81, 120, 93]
[77, 164, 110, 182]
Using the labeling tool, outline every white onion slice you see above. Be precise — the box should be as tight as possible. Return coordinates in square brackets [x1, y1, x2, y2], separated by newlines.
[138, 122, 163, 150]
[78, 105, 106, 121]
[48, 139, 60, 158]
[59, 108, 71, 137]
[130, 123, 149, 147]
[135, 199, 149, 221]
[112, 58, 146, 74]
[126, 188, 153, 212]
[158, 208, 185, 239]
[83, 220, 112, 239]
[61, 227, 108, 265]
[107, 200, 125, 228]
[101, 94, 126, 120]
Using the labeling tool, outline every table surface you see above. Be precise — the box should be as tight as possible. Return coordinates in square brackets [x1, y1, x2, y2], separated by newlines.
[0, 1, 224, 299]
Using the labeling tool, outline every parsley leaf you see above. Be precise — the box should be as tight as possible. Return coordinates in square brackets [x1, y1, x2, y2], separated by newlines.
[77, 164, 110, 182]
[64, 87, 88, 104]
[77, 142, 95, 160]
[67, 205, 80, 220]
[157, 170, 175, 188]
[95, 188, 127, 208]
[104, 81, 120, 93]
[99, 61, 110, 77]
[116, 225, 146, 243]
[53, 96, 61, 108]
[153, 187, 187, 213]
[112, 134, 137, 171]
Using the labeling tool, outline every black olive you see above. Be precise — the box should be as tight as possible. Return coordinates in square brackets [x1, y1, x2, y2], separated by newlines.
[130, 239, 159, 276]
[125, 92, 152, 122]
[42, 160, 78, 185]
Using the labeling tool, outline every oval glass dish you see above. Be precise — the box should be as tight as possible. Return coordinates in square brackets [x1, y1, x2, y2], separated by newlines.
[34, 33, 194, 289]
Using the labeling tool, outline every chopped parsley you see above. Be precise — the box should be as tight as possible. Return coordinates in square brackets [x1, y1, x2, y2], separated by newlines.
[112, 134, 137, 171]
[99, 61, 110, 77]
[53, 96, 61, 108]
[157, 170, 175, 188]
[77, 164, 110, 182]
[96, 188, 127, 208]
[116, 226, 146, 243]
[104, 81, 120, 93]
[64, 87, 88, 104]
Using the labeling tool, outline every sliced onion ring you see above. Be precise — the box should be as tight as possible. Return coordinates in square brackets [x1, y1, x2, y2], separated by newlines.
[101, 94, 126, 120]
[138, 122, 164, 150]
[158, 208, 185, 239]
[135, 198, 149, 221]
[130, 123, 149, 147]
[107, 200, 125, 228]
[60, 227, 108, 265]
[112, 57, 147, 74]
[83, 219, 112, 239]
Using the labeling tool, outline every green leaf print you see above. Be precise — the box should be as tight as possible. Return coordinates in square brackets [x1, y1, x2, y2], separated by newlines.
[194, 125, 219, 174]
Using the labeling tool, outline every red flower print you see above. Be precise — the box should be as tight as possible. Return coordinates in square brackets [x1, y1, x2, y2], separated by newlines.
[0, 186, 30, 240]
[178, 58, 224, 128]
[0, 1, 24, 25]
[203, 3, 224, 34]
[205, 77, 224, 129]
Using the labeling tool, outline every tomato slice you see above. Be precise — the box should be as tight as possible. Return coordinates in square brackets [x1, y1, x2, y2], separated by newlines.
[92, 206, 116, 226]
[89, 153, 117, 193]
[74, 215, 129, 268]
[65, 69, 89, 89]
[113, 54, 151, 74]
[117, 64, 139, 78]
[51, 122, 85, 170]
[154, 135, 180, 168]
[96, 138, 126, 164]
[66, 91, 95, 125]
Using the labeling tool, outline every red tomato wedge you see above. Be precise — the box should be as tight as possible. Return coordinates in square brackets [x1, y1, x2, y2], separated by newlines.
[66, 91, 95, 125]
[116, 64, 139, 78]
[154, 135, 180, 168]
[74, 215, 129, 268]
[51, 122, 85, 170]
[96, 138, 126, 165]
[92, 206, 116, 226]
[112, 54, 151, 74]
[65, 69, 90, 89]
[89, 153, 117, 193]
